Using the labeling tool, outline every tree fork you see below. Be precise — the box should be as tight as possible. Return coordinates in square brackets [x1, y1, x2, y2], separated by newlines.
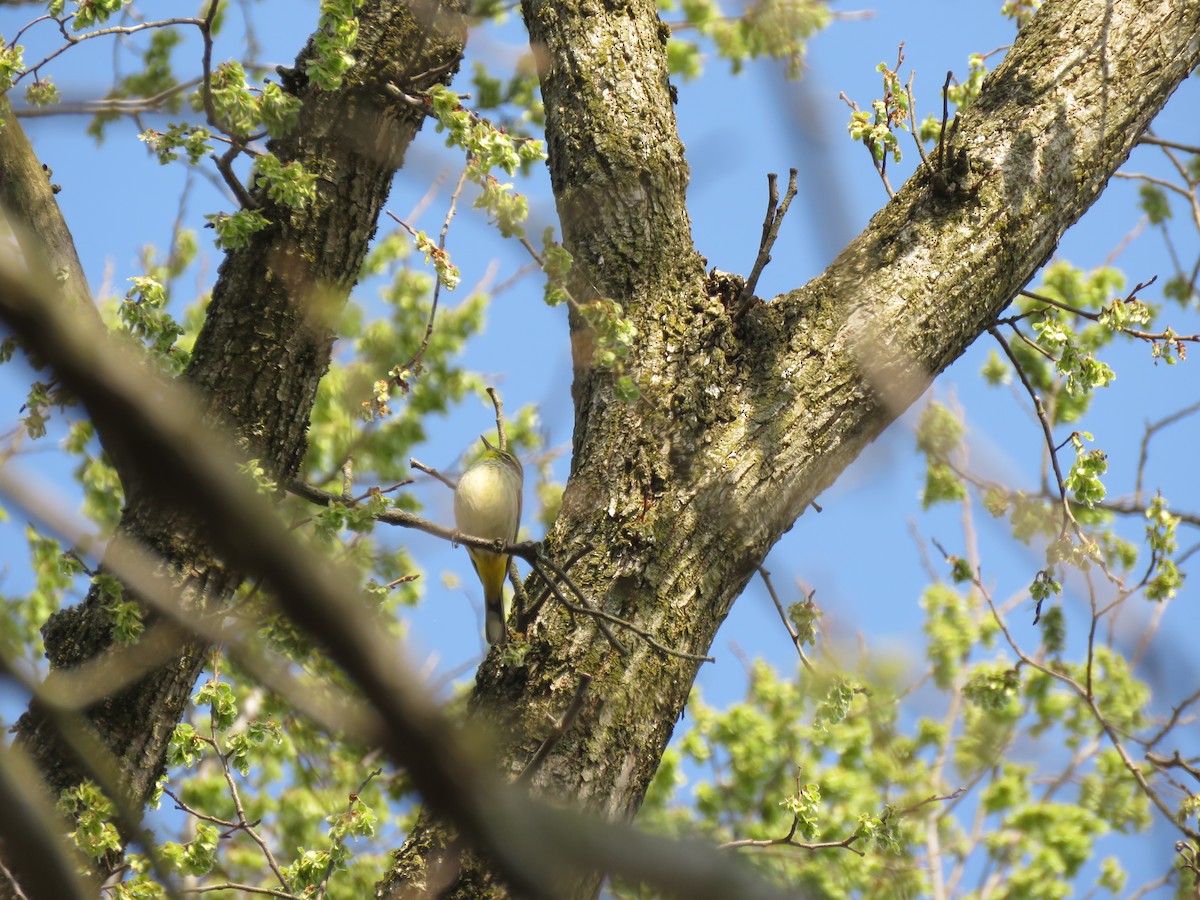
[381, 0, 1200, 897]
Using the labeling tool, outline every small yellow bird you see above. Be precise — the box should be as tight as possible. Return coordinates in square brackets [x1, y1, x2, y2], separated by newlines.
[454, 436, 523, 644]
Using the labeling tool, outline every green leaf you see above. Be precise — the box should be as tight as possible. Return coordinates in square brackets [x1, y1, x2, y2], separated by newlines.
[195, 679, 238, 732]
[1137, 183, 1171, 224]
[205, 209, 270, 249]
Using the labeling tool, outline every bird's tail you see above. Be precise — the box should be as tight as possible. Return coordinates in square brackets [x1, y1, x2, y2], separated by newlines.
[485, 594, 507, 646]
[473, 549, 509, 645]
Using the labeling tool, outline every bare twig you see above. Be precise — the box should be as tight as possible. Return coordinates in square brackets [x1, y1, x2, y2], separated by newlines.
[179, 884, 295, 898]
[487, 386, 508, 452]
[987, 326, 1073, 534]
[1143, 687, 1200, 749]
[517, 675, 592, 785]
[520, 542, 593, 628]
[905, 70, 928, 165]
[0, 857, 31, 900]
[719, 828, 864, 856]
[410, 457, 456, 490]
[13, 77, 203, 119]
[203, 677, 291, 891]
[1133, 400, 1200, 504]
[938, 71, 952, 171]
[734, 168, 799, 318]
[17, 17, 203, 82]
[719, 784, 864, 858]
[162, 786, 241, 832]
[1138, 135, 1200, 154]
[895, 787, 966, 817]
[528, 555, 629, 657]
[384, 163, 469, 381]
[506, 555, 530, 628]
[756, 564, 815, 672]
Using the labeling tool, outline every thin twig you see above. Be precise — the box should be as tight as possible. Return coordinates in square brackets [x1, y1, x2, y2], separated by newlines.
[179, 884, 295, 898]
[987, 326, 1073, 535]
[905, 70, 928, 165]
[1144, 687, 1200, 749]
[1134, 400, 1200, 503]
[838, 91, 895, 198]
[18, 17, 203, 81]
[720, 830, 864, 855]
[409, 457, 456, 490]
[487, 386, 508, 452]
[528, 555, 629, 657]
[756, 564, 815, 672]
[1114, 170, 1195, 200]
[734, 169, 799, 317]
[286, 479, 412, 531]
[506, 555, 530, 628]
[1020, 279, 1200, 344]
[527, 549, 706, 662]
[385, 164, 469, 379]
[13, 77, 204, 119]
[0, 858, 30, 900]
[897, 787, 967, 817]
[1138, 135, 1200, 154]
[405, 167, 450, 224]
[517, 232, 586, 316]
[1147, 751, 1200, 784]
[720, 796, 864, 857]
[197, 0, 255, 207]
[977, 572, 1200, 841]
[517, 675, 592, 785]
[938, 71, 952, 171]
[314, 768, 383, 900]
[520, 542, 593, 629]
[199, 668, 291, 891]
[163, 786, 242, 833]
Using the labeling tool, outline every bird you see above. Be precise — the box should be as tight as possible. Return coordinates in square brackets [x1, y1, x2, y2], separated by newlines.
[453, 436, 523, 645]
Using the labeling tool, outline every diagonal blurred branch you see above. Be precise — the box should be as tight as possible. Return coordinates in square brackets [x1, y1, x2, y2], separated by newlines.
[0, 94, 92, 312]
[0, 249, 803, 900]
[0, 742, 92, 900]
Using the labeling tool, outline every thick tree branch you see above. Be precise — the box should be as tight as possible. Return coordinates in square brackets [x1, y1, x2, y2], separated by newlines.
[745, 0, 1200, 552]
[523, 0, 707, 434]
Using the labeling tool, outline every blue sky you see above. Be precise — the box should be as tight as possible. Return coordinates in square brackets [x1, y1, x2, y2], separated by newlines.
[3, 0, 1200, 891]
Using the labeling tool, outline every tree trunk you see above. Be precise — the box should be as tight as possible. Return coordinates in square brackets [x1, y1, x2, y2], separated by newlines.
[379, 0, 1200, 896]
[1, 0, 468, 893]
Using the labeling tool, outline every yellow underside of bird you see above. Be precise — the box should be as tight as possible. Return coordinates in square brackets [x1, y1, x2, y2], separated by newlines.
[454, 453, 522, 644]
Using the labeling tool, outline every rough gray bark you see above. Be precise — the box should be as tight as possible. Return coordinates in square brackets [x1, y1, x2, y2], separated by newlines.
[0, 1, 468, 894]
[381, 0, 1200, 896]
